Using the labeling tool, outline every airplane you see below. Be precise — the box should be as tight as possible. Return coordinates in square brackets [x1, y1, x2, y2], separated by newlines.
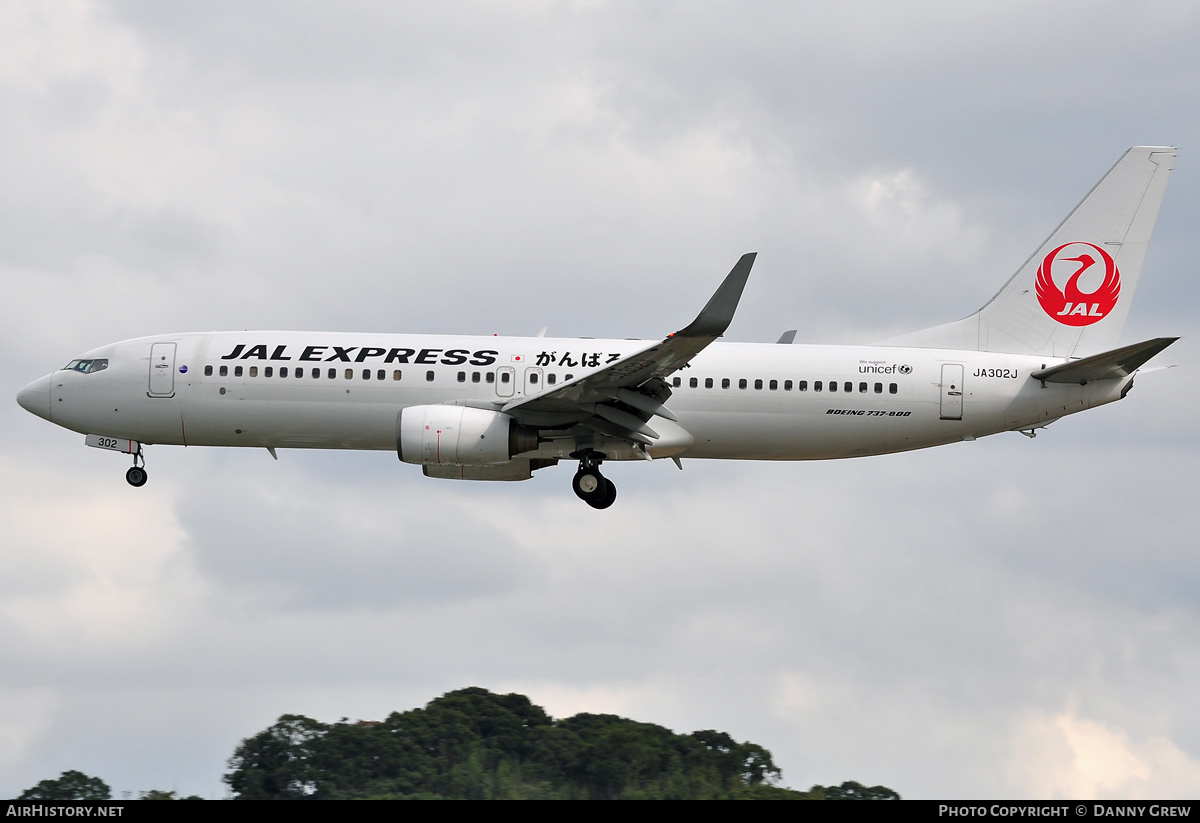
[16, 146, 1179, 509]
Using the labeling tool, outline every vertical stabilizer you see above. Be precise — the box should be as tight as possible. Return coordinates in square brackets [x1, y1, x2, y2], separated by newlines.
[881, 147, 1175, 358]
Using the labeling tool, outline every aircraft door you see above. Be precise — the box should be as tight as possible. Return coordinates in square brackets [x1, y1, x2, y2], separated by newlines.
[939, 363, 963, 420]
[148, 342, 177, 397]
[496, 366, 515, 397]
[524, 367, 544, 395]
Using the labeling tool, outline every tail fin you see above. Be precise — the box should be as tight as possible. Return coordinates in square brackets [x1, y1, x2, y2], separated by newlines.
[882, 146, 1175, 358]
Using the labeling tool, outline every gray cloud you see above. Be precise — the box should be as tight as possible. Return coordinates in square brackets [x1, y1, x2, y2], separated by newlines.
[2, 0, 1198, 800]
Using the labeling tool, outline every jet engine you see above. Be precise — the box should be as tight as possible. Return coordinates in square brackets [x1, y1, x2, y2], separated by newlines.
[397, 405, 539, 466]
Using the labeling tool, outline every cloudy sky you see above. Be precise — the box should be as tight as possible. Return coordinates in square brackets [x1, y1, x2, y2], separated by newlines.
[3, 0, 1199, 800]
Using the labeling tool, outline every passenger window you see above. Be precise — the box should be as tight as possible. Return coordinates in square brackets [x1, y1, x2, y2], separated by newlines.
[312, 368, 319, 378]
[458, 372, 466, 383]
[473, 372, 482, 383]
[530, 373, 539, 384]
[265, 367, 274, 378]
[738, 379, 747, 389]
[249, 366, 259, 377]
[784, 380, 792, 390]
[829, 381, 836, 393]
[295, 368, 302, 378]
[426, 371, 435, 382]
[889, 383, 898, 394]
[673, 377, 681, 388]
[705, 378, 713, 389]
[345, 369, 353, 379]
[689, 377, 698, 388]
[500, 372, 509, 384]
[236, 366, 244, 377]
[814, 381, 822, 392]
[565, 374, 574, 380]
[798, 380, 807, 391]
[362, 369, 370, 380]
[859, 382, 867, 393]
[204, 365, 213, 377]
[487, 373, 495, 384]
[280, 367, 289, 378]
[874, 383, 882, 393]
[377, 370, 384, 380]
[393, 370, 402, 381]
[769, 379, 777, 390]
[219, 365, 228, 377]
[722, 378, 730, 389]
[844, 382, 853, 393]
[754, 379, 763, 390]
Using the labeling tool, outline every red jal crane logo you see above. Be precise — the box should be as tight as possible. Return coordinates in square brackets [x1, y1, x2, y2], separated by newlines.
[1035, 242, 1120, 326]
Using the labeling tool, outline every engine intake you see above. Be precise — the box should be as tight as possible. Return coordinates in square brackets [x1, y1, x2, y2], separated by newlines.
[397, 405, 539, 466]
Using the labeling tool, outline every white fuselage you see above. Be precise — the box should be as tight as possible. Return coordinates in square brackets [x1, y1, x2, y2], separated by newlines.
[35, 331, 1125, 464]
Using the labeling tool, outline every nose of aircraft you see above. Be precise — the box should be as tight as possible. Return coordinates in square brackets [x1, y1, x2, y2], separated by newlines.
[17, 374, 52, 422]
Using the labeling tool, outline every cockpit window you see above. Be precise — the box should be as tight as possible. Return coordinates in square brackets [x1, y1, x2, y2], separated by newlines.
[61, 359, 109, 374]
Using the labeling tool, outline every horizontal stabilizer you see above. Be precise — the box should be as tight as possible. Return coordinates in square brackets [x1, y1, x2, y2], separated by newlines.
[1032, 337, 1178, 384]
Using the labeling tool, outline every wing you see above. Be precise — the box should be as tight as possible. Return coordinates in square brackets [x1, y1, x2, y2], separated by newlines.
[500, 253, 757, 446]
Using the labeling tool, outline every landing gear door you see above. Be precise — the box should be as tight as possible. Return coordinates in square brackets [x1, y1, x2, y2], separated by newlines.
[940, 363, 963, 420]
[148, 342, 177, 397]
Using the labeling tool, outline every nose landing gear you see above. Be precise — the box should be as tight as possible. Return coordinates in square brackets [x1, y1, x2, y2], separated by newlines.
[126, 446, 147, 487]
[571, 450, 616, 509]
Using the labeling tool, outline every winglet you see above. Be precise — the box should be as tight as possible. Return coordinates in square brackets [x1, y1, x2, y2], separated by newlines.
[674, 252, 756, 338]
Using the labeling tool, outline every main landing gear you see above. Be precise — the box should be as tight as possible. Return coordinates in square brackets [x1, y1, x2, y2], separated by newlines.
[571, 450, 616, 509]
[126, 446, 147, 487]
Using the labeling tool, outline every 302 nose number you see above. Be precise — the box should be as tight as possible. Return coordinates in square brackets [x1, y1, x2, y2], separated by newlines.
[85, 434, 140, 454]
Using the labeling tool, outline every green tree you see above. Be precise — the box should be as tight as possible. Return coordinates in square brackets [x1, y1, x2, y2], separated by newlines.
[729, 784, 819, 799]
[137, 789, 203, 799]
[224, 713, 326, 799]
[816, 780, 901, 800]
[690, 730, 782, 789]
[18, 770, 110, 801]
[223, 687, 887, 800]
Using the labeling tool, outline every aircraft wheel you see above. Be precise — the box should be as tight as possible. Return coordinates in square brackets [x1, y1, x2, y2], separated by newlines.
[586, 478, 617, 510]
[572, 467, 604, 501]
[126, 466, 148, 487]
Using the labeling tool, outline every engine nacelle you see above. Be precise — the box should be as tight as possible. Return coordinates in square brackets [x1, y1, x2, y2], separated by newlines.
[397, 405, 539, 466]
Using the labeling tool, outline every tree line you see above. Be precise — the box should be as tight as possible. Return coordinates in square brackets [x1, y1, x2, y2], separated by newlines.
[17, 687, 899, 800]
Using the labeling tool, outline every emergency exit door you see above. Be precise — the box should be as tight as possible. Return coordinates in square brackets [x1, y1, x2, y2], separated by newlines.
[939, 363, 963, 420]
[148, 342, 177, 397]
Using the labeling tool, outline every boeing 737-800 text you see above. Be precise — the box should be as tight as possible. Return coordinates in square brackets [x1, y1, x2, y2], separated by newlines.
[17, 147, 1179, 508]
